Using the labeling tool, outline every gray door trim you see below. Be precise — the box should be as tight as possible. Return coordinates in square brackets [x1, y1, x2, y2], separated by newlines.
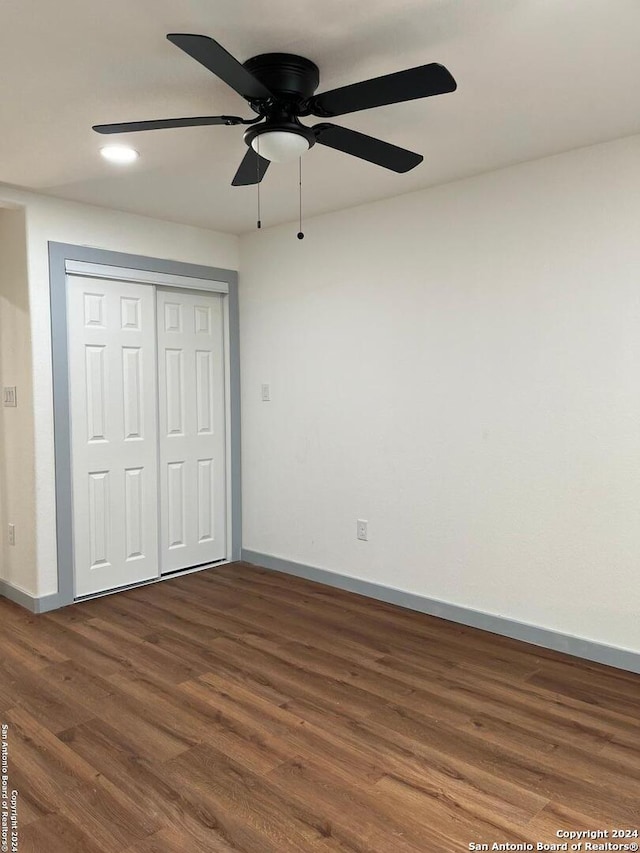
[49, 242, 241, 608]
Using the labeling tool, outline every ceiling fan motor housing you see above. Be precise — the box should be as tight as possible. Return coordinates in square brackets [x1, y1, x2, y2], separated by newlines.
[242, 54, 321, 152]
[243, 53, 320, 105]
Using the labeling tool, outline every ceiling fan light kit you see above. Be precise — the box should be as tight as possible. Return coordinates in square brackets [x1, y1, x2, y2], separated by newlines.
[93, 32, 457, 231]
[250, 130, 310, 163]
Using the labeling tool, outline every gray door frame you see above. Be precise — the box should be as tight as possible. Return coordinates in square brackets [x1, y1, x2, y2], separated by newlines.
[49, 241, 241, 608]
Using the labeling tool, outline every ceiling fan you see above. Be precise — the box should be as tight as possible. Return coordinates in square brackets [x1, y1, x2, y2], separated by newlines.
[93, 34, 457, 186]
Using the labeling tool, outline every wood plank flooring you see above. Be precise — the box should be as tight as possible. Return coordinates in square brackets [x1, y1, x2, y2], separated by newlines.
[0, 561, 638, 852]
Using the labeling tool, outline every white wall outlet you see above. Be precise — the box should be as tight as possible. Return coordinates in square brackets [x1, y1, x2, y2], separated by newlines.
[261, 383, 271, 402]
[3, 386, 17, 407]
[357, 519, 368, 541]
[8, 524, 15, 546]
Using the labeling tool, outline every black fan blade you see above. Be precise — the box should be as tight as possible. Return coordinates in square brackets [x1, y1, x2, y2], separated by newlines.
[310, 63, 456, 117]
[167, 34, 273, 101]
[232, 147, 270, 186]
[93, 115, 246, 134]
[314, 123, 422, 173]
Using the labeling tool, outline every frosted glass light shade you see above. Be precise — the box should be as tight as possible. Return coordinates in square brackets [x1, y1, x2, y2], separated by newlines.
[251, 130, 310, 163]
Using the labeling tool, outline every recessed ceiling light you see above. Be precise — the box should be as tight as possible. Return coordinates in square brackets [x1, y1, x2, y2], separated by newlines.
[100, 144, 139, 164]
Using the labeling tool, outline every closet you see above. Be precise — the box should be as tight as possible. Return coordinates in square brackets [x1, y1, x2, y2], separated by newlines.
[66, 270, 227, 597]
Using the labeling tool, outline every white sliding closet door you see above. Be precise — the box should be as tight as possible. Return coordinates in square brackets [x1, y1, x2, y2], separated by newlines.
[67, 276, 159, 596]
[157, 289, 227, 573]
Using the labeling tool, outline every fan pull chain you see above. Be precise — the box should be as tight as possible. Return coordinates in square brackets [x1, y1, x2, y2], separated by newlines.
[297, 157, 304, 240]
[256, 136, 262, 230]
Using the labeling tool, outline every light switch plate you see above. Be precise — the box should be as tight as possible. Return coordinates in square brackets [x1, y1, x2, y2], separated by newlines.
[3, 386, 16, 407]
[261, 383, 271, 402]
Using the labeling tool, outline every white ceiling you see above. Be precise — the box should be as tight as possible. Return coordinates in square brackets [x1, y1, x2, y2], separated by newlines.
[1, 0, 639, 235]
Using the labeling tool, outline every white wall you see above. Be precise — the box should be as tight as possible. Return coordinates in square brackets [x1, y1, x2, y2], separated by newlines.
[0, 185, 239, 596]
[0, 208, 37, 593]
[240, 134, 640, 654]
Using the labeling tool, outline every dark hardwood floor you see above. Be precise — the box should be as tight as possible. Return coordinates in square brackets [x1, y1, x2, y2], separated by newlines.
[0, 562, 638, 852]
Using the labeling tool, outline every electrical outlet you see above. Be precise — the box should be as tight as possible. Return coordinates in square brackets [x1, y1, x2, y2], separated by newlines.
[261, 383, 271, 402]
[357, 519, 368, 541]
[8, 524, 15, 546]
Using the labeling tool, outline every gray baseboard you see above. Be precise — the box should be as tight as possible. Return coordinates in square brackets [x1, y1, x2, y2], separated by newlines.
[33, 592, 71, 613]
[0, 579, 70, 614]
[241, 550, 640, 675]
[0, 579, 36, 612]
